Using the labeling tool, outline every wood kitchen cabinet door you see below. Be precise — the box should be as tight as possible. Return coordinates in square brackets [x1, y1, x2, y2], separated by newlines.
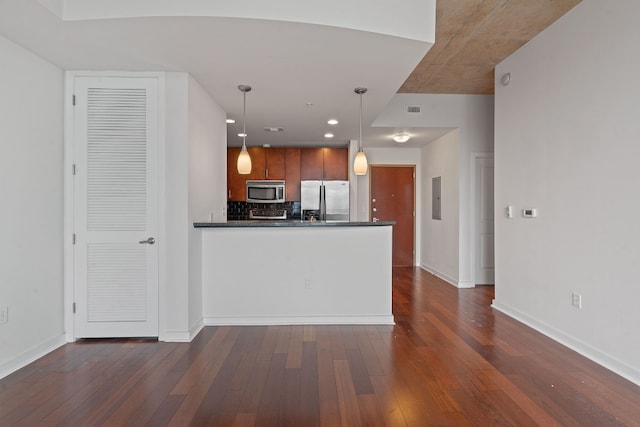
[300, 147, 324, 180]
[265, 147, 285, 180]
[247, 147, 267, 180]
[322, 147, 348, 180]
[285, 147, 301, 201]
[300, 147, 348, 180]
[242, 147, 285, 180]
[227, 147, 245, 201]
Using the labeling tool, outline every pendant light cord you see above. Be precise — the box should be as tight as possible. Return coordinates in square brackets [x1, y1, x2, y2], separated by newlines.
[359, 92, 363, 152]
[354, 87, 367, 152]
[242, 89, 247, 149]
[238, 85, 251, 149]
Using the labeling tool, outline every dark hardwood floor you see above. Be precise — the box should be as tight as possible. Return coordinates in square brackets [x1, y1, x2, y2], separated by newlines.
[1, 267, 639, 426]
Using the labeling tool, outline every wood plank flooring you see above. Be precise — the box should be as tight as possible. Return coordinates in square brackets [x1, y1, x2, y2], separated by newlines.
[1, 267, 639, 426]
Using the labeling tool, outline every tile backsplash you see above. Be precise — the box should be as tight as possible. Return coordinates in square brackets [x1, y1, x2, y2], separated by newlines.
[227, 201, 301, 220]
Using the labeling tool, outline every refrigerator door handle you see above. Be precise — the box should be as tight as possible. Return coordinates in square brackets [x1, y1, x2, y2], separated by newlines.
[319, 185, 326, 220]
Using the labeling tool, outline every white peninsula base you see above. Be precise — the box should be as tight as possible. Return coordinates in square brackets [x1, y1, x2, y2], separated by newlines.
[200, 224, 394, 325]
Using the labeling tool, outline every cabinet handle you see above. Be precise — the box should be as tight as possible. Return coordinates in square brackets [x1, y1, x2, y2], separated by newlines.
[228, 190, 231, 199]
[266, 169, 269, 179]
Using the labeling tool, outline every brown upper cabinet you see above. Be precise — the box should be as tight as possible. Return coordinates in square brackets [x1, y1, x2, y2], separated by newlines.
[245, 147, 285, 180]
[322, 147, 348, 180]
[300, 147, 348, 181]
[265, 147, 285, 180]
[227, 146, 347, 202]
[300, 147, 324, 180]
[285, 147, 301, 201]
[227, 147, 245, 201]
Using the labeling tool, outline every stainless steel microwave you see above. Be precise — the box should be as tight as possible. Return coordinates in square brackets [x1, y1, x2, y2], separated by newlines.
[246, 180, 286, 203]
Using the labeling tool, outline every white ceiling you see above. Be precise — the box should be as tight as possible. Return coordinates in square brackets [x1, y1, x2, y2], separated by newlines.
[0, 0, 449, 148]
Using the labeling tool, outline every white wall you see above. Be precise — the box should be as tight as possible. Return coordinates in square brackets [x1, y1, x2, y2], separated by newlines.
[0, 35, 65, 376]
[201, 226, 393, 324]
[354, 147, 422, 264]
[493, 0, 640, 384]
[187, 75, 227, 334]
[162, 73, 228, 340]
[162, 72, 190, 339]
[421, 130, 460, 284]
[55, 0, 435, 43]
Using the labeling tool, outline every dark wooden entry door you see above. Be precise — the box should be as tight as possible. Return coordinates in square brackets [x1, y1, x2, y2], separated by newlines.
[370, 166, 415, 267]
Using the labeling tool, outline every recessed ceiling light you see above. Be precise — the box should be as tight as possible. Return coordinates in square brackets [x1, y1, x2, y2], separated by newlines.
[327, 119, 338, 125]
[238, 132, 247, 137]
[226, 118, 235, 124]
[392, 133, 411, 143]
[324, 133, 334, 138]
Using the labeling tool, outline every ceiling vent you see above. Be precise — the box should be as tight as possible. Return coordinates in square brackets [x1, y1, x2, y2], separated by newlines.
[407, 105, 421, 113]
[264, 127, 284, 132]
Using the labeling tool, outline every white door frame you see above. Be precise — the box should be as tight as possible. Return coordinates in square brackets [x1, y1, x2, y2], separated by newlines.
[63, 71, 166, 341]
[469, 152, 495, 287]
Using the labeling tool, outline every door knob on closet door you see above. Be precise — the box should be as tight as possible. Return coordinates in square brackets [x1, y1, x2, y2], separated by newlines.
[139, 237, 156, 245]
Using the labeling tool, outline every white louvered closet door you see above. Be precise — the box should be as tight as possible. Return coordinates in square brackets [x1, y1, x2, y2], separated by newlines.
[73, 77, 159, 338]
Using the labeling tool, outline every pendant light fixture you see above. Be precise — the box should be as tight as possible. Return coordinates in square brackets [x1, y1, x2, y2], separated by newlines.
[236, 85, 252, 175]
[353, 87, 368, 175]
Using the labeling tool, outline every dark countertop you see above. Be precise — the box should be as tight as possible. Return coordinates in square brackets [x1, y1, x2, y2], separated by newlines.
[194, 220, 395, 228]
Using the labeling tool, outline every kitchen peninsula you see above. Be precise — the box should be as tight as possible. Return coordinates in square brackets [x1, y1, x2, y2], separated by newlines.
[194, 221, 394, 325]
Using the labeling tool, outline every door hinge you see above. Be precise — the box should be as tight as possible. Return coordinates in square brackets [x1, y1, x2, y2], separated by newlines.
[72, 164, 76, 175]
[72, 302, 76, 314]
[72, 94, 76, 106]
[72, 233, 76, 245]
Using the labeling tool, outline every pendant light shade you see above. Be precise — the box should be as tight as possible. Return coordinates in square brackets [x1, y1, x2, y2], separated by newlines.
[237, 85, 252, 175]
[353, 150, 368, 175]
[237, 145, 252, 174]
[354, 87, 368, 176]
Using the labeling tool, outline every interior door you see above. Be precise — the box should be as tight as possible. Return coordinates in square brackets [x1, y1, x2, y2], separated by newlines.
[370, 166, 415, 267]
[73, 76, 159, 338]
[475, 156, 495, 284]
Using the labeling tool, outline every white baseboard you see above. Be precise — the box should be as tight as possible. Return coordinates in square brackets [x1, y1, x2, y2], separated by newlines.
[160, 330, 192, 342]
[491, 300, 640, 387]
[189, 319, 204, 340]
[203, 315, 395, 326]
[0, 334, 67, 380]
[160, 319, 205, 342]
[457, 281, 475, 289]
[420, 264, 474, 288]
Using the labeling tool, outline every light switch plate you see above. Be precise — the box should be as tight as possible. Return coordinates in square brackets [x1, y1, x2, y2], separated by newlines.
[0, 306, 8, 324]
[505, 205, 513, 218]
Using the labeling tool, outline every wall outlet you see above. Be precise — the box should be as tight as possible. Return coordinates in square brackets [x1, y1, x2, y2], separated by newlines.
[571, 292, 582, 309]
[304, 279, 313, 290]
[0, 306, 8, 324]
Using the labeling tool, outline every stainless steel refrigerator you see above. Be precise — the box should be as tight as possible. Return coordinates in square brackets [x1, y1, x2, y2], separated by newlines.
[301, 180, 349, 222]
